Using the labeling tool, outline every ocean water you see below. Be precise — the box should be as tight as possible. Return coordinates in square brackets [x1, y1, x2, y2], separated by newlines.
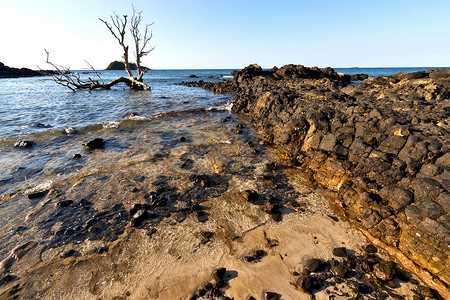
[0, 69, 233, 144]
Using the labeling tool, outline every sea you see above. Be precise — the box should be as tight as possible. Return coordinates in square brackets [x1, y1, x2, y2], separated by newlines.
[0, 66, 442, 261]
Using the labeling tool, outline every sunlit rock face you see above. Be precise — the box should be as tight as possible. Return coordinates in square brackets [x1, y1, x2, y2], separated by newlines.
[230, 64, 450, 286]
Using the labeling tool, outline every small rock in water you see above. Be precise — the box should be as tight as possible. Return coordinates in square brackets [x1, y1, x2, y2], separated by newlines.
[73, 153, 82, 159]
[179, 136, 187, 142]
[32, 122, 52, 128]
[241, 190, 259, 203]
[60, 249, 77, 258]
[14, 140, 33, 148]
[97, 246, 109, 254]
[83, 138, 105, 150]
[332, 247, 347, 257]
[195, 210, 208, 222]
[56, 200, 73, 208]
[27, 190, 48, 199]
[130, 209, 148, 227]
[124, 112, 139, 119]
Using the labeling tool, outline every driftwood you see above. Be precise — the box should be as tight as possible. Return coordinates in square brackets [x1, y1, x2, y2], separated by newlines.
[45, 7, 153, 92]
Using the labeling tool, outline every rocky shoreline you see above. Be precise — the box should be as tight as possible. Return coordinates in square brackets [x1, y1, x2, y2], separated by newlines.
[0, 62, 47, 78]
[183, 64, 450, 297]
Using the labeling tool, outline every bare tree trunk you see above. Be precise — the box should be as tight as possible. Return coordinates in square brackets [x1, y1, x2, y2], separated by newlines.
[45, 7, 154, 92]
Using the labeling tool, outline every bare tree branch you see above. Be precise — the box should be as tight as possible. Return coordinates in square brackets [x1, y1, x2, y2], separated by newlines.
[46, 7, 153, 91]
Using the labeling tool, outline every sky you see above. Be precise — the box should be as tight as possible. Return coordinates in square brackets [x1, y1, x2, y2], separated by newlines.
[1, 0, 449, 70]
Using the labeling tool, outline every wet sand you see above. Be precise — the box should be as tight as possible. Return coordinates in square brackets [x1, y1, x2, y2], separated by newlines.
[0, 110, 431, 299]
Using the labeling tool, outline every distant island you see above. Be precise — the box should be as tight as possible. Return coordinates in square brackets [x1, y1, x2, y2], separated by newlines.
[0, 62, 44, 78]
[105, 61, 149, 71]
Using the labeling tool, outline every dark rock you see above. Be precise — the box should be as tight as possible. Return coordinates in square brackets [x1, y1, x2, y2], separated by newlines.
[263, 291, 281, 300]
[305, 258, 322, 273]
[332, 247, 347, 257]
[0, 62, 44, 78]
[189, 174, 211, 187]
[14, 140, 33, 148]
[179, 136, 186, 142]
[27, 190, 48, 199]
[56, 200, 74, 208]
[373, 262, 394, 281]
[212, 268, 227, 281]
[98, 246, 109, 254]
[189, 74, 198, 78]
[131, 209, 148, 227]
[129, 204, 143, 216]
[241, 190, 258, 203]
[296, 274, 315, 293]
[60, 249, 77, 258]
[73, 153, 82, 159]
[106, 61, 146, 70]
[331, 265, 349, 278]
[195, 210, 208, 222]
[364, 244, 377, 254]
[83, 138, 105, 150]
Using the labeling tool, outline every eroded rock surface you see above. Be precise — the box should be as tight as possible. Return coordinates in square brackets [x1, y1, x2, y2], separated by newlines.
[226, 64, 450, 288]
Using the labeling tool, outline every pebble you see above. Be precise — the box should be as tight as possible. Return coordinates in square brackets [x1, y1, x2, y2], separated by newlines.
[241, 190, 259, 203]
[305, 258, 322, 273]
[14, 140, 33, 148]
[263, 291, 281, 300]
[83, 138, 105, 150]
[60, 249, 77, 258]
[212, 268, 226, 281]
[295, 274, 315, 293]
[27, 190, 48, 199]
[364, 244, 378, 254]
[56, 200, 74, 208]
[332, 247, 347, 257]
[73, 153, 82, 159]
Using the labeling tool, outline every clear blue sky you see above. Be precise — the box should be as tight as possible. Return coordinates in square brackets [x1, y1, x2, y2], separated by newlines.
[1, 0, 449, 69]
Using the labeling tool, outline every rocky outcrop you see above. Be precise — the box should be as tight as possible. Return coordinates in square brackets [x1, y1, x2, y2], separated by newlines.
[180, 79, 237, 94]
[0, 62, 45, 78]
[105, 61, 145, 70]
[228, 64, 450, 288]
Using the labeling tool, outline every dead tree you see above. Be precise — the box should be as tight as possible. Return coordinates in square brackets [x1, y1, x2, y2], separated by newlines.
[45, 8, 154, 91]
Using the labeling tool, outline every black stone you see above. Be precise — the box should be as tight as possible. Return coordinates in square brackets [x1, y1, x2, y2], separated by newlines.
[98, 246, 109, 254]
[83, 138, 105, 150]
[56, 200, 74, 208]
[60, 249, 77, 258]
[212, 268, 227, 281]
[332, 247, 347, 257]
[73, 153, 82, 159]
[263, 291, 281, 300]
[27, 190, 48, 199]
[305, 258, 323, 273]
[14, 140, 33, 148]
[241, 190, 259, 203]
[364, 244, 378, 254]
